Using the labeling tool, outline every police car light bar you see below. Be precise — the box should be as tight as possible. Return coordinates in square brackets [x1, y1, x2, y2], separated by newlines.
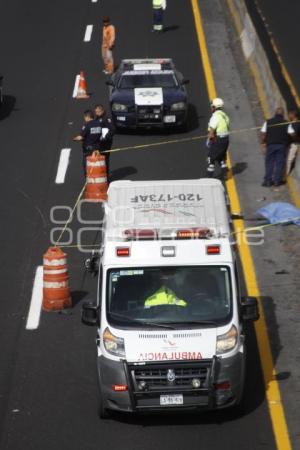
[116, 247, 130, 257]
[206, 245, 221, 255]
[133, 63, 161, 71]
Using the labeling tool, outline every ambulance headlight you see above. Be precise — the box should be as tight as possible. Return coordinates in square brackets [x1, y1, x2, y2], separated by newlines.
[112, 103, 128, 112]
[170, 101, 186, 111]
[103, 327, 125, 357]
[216, 325, 238, 354]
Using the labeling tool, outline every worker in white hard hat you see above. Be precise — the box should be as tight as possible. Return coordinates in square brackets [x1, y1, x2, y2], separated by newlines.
[206, 98, 230, 179]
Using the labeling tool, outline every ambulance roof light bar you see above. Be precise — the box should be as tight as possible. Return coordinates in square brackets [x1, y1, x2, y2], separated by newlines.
[123, 228, 213, 241]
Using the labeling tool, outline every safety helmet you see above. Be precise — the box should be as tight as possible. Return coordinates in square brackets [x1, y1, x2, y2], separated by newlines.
[211, 98, 224, 109]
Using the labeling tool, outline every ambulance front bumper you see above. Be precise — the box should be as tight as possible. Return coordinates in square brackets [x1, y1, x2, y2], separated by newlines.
[97, 352, 245, 414]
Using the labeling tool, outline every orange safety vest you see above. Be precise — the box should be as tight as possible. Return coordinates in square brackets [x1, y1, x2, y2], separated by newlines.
[102, 24, 115, 49]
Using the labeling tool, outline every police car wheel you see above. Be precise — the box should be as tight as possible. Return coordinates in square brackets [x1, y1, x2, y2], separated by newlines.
[177, 121, 188, 133]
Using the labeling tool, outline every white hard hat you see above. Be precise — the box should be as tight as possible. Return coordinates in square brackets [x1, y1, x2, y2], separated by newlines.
[211, 98, 224, 108]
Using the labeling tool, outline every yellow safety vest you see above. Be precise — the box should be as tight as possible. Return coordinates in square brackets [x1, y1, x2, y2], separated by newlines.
[209, 110, 230, 136]
[144, 286, 187, 308]
[153, 0, 163, 8]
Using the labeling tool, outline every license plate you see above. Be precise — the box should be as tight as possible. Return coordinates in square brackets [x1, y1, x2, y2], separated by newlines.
[117, 116, 126, 121]
[160, 394, 183, 406]
[163, 115, 176, 123]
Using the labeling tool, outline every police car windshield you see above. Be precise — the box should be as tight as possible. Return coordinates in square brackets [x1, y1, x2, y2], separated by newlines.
[119, 73, 177, 89]
[106, 266, 232, 328]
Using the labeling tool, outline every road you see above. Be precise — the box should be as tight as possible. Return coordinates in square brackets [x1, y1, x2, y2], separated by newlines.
[0, 0, 293, 448]
[247, 0, 300, 106]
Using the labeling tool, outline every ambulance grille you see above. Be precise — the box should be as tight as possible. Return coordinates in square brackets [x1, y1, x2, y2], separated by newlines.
[138, 333, 168, 339]
[172, 332, 202, 339]
[131, 361, 212, 390]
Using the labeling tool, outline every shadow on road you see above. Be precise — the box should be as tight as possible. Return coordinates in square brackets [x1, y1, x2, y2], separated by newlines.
[231, 162, 248, 175]
[0, 95, 16, 120]
[110, 166, 137, 182]
[71, 290, 89, 308]
[163, 25, 180, 33]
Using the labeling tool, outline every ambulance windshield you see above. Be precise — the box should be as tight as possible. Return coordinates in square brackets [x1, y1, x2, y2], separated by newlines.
[106, 266, 232, 328]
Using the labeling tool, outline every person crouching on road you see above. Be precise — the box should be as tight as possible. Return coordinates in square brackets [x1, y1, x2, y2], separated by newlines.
[206, 98, 230, 179]
[286, 109, 300, 176]
[94, 104, 114, 178]
[260, 107, 293, 187]
[152, 0, 166, 32]
[73, 110, 102, 176]
[101, 16, 115, 75]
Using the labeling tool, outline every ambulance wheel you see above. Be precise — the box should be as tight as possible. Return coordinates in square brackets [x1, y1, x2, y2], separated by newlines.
[98, 390, 110, 419]
[97, 377, 110, 419]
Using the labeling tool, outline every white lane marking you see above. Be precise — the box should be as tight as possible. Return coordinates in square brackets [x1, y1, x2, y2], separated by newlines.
[55, 148, 71, 184]
[26, 266, 43, 330]
[91, 0, 98, 3]
[72, 74, 80, 98]
[84, 25, 93, 42]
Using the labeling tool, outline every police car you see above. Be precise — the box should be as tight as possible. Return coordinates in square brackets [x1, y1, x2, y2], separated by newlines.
[106, 59, 189, 130]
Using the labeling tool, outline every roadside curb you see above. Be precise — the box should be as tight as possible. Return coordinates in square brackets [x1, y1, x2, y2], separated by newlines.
[226, 0, 300, 202]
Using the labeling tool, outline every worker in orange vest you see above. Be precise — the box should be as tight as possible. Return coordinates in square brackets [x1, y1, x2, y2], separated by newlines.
[101, 17, 115, 75]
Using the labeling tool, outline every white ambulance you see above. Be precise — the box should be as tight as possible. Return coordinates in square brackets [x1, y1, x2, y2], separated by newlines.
[82, 179, 259, 417]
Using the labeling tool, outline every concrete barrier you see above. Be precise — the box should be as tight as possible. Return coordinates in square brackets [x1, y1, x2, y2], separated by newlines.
[227, 0, 300, 197]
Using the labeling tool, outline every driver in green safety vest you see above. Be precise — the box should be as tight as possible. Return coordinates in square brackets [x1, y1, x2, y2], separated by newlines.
[144, 285, 187, 308]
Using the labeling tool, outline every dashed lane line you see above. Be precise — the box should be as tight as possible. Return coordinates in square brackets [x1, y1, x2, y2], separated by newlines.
[26, 266, 43, 330]
[55, 148, 71, 184]
[84, 25, 93, 42]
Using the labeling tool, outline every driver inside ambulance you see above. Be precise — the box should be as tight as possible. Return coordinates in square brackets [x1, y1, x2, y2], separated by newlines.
[144, 269, 187, 309]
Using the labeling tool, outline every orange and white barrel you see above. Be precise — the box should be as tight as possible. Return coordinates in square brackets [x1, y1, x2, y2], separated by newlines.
[42, 246, 72, 311]
[84, 151, 108, 202]
[76, 70, 89, 99]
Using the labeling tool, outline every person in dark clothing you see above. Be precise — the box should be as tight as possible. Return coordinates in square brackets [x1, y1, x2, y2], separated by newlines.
[286, 109, 300, 175]
[260, 107, 293, 187]
[73, 110, 103, 175]
[94, 104, 114, 178]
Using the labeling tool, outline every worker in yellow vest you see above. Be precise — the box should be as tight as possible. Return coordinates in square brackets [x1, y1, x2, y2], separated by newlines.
[206, 98, 230, 179]
[144, 285, 187, 309]
[152, 0, 167, 32]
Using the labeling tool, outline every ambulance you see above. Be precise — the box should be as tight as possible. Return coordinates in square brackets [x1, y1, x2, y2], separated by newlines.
[82, 179, 259, 417]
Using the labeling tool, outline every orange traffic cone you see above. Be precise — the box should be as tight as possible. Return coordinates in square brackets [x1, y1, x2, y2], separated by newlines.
[42, 246, 72, 311]
[84, 151, 108, 202]
[76, 71, 89, 99]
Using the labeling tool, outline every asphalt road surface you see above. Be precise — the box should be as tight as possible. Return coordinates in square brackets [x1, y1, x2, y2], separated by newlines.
[251, 0, 300, 103]
[0, 0, 284, 449]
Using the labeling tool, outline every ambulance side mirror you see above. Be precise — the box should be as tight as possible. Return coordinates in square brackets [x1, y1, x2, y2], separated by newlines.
[241, 296, 259, 322]
[81, 301, 99, 326]
[85, 253, 99, 276]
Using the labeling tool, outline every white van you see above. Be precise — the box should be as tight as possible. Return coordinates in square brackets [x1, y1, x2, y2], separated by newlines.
[82, 179, 259, 417]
